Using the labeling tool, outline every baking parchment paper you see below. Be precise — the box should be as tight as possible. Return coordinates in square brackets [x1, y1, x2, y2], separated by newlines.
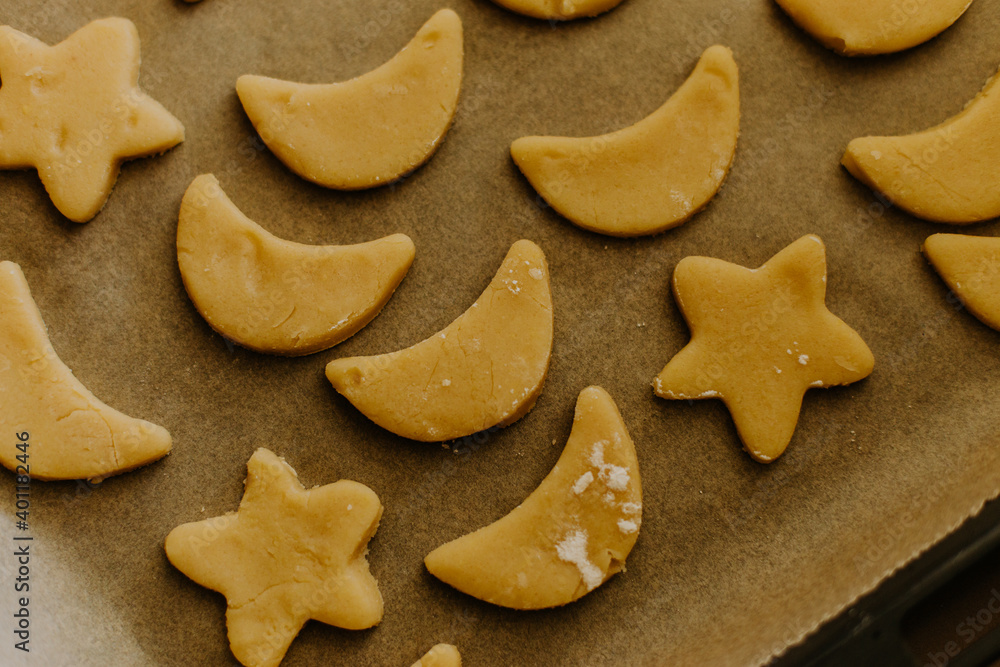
[1, 0, 999, 664]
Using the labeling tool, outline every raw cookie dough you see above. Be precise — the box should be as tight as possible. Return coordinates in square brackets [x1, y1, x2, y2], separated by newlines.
[165, 448, 383, 667]
[923, 234, 1000, 331]
[424, 386, 641, 609]
[774, 0, 973, 56]
[411, 644, 461, 667]
[326, 240, 552, 442]
[0, 261, 171, 480]
[0, 18, 184, 222]
[178, 174, 415, 356]
[236, 9, 462, 190]
[511, 46, 739, 237]
[653, 235, 875, 463]
[489, 0, 625, 21]
[842, 64, 1000, 223]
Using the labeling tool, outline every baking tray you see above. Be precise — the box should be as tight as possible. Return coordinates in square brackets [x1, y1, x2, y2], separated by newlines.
[780, 496, 1000, 666]
[1, 0, 1000, 665]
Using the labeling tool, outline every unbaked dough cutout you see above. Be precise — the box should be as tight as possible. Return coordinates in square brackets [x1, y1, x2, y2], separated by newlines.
[411, 644, 461, 667]
[425, 386, 641, 609]
[490, 0, 625, 20]
[236, 9, 462, 190]
[326, 240, 552, 442]
[165, 448, 383, 667]
[923, 234, 1000, 331]
[843, 65, 1000, 223]
[177, 174, 415, 356]
[511, 45, 739, 237]
[0, 18, 184, 222]
[653, 236, 875, 463]
[0, 261, 171, 481]
[775, 0, 973, 55]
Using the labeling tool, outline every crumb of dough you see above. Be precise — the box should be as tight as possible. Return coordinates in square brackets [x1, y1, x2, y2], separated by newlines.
[572, 471, 594, 495]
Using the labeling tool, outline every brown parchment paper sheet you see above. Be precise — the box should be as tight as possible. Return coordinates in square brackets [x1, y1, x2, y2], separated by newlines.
[1, 0, 999, 665]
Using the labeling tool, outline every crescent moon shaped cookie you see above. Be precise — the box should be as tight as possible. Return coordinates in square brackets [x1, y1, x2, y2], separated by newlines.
[165, 448, 384, 667]
[489, 0, 626, 21]
[511, 46, 739, 237]
[326, 240, 552, 442]
[775, 0, 973, 56]
[842, 64, 1000, 224]
[0, 261, 171, 481]
[0, 18, 184, 222]
[177, 174, 415, 356]
[236, 9, 463, 190]
[653, 236, 875, 463]
[923, 234, 1000, 331]
[411, 644, 461, 667]
[424, 386, 641, 609]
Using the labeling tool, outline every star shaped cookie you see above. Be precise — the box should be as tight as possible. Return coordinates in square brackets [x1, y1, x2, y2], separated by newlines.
[0, 18, 184, 222]
[165, 449, 383, 667]
[653, 235, 874, 463]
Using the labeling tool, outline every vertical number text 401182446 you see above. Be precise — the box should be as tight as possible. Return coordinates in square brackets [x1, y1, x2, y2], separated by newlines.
[12, 431, 31, 654]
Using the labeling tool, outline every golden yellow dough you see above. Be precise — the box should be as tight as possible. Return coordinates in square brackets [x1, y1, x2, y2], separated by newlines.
[326, 240, 552, 442]
[490, 0, 625, 20]
[511, 46, 738, 237]
[0, 261, 171, 481]
[425, 386, 641, 609]
[775, 0, 973, 55]
[236, 9, 462, 190]
[411, 644, 461, 667]
[0, 18, 184, 222]
[923, 234, 1000, 331]
[843, 66, 1000, 224]
[165, 448, 383, 667]
[177, 174, 415, 356]
[653, 236, 875, 463]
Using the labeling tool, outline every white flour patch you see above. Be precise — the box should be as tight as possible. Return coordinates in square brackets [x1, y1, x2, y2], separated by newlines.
[555, 529, 602, 591]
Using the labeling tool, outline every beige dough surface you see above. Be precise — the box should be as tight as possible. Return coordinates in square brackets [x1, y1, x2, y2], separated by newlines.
[774, 0, 973, 55]
[424, 386, 641, 609]
[490, 0, 625, 21]
[326, 240, 552, 442]
[923, 233, 1000, 331]
[236, 9, 462, 190]
[842, 65, 1000, 224]
[0, 18, 184, 222]
[177, 174, 415, 356]
[510, 45, 739, 237]
[410, 644, 461, 667]
[653, 236, 875, 463]
[165, 448, 383, 667]
[0, 261, 171, 481]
